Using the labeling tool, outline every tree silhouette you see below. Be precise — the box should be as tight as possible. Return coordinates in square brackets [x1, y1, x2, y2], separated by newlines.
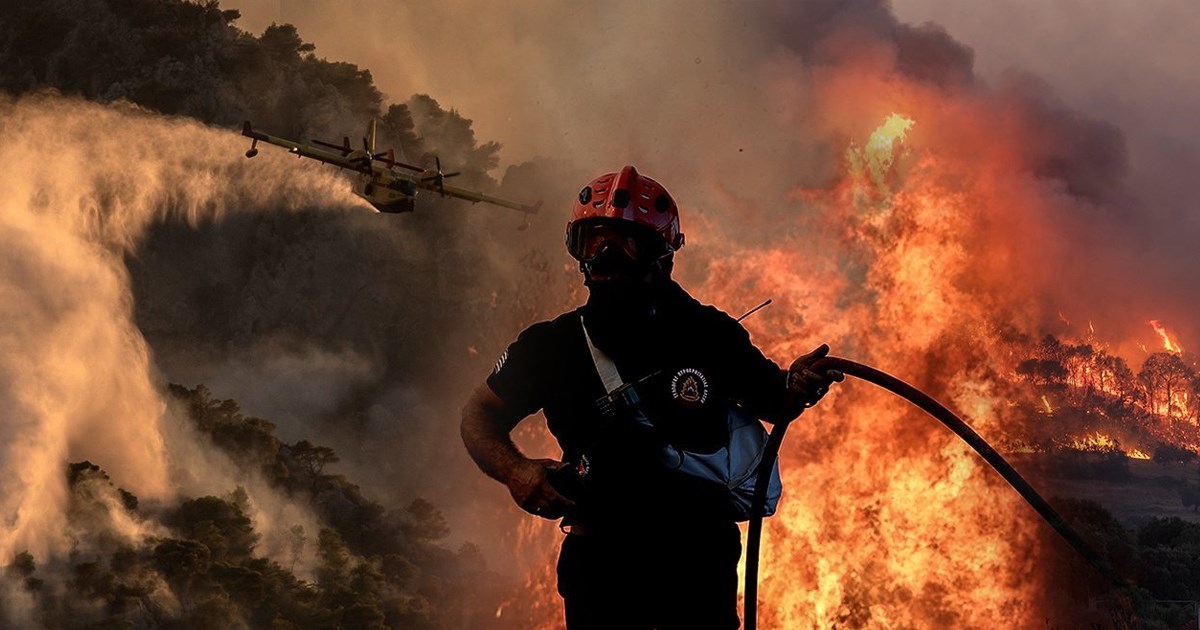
[1017, 357, 1067, 386]
[1153, 444, 1196, 466]
[154, 538, 212, 593]
[290, 440, 340, 495]
[164, 496, 259, 562]
[1139, 352, 1195, 419]
[400, 498, 450, 543]
[1093, 352, 1135, 401]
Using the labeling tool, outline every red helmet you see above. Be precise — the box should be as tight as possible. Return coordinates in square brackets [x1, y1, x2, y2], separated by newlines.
[566, 165, 684, 262]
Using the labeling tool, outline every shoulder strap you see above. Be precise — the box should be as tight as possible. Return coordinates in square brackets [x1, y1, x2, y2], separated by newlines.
[581, 316, 624, 394]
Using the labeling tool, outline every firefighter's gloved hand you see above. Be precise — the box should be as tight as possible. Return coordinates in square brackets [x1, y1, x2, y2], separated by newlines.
[788, 344, 844, 408]
[507, 458, 575, 520]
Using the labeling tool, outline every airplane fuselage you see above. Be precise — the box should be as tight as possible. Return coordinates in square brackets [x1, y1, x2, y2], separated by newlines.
[354, 171, 418, 213]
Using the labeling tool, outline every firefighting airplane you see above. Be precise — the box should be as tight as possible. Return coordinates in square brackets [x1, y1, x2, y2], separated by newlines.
[241, 120, 540, 222]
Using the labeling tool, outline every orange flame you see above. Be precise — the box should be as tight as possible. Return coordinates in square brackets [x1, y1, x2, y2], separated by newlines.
[1066, 433, 1153, 461]
[1149, 319, 1184, 354]
[689, 110, 1054, 626]
[1069, 432, 1117, 452]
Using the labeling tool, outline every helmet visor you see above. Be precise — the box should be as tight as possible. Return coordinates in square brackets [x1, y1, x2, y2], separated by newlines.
[567, 220, 667, 263]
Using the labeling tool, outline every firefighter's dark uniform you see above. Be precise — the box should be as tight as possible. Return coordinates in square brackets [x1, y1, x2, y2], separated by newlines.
[488, 281, 791, 630]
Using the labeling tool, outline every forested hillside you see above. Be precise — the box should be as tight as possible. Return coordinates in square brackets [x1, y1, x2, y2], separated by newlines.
[0, 1, 548, 627]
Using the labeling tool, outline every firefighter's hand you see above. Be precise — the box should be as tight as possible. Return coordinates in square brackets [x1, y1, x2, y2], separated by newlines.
[506, 458, 575, 520]
[787, 344, 844, 408]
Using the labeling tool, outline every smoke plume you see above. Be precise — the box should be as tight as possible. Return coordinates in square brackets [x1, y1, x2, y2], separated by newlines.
[0, 91, 355, 562]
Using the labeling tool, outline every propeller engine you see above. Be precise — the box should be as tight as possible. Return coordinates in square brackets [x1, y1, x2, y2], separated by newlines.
[420, 156, 460, 196]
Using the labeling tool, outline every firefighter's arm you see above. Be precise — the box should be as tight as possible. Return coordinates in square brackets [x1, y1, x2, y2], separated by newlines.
[733, 335, 843, 422]
[785, 343, 845, 412]
[460, 384, 574, 519]
[723, 310, 841, 421]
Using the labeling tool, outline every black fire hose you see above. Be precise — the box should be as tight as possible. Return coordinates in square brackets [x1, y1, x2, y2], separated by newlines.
[743, 356, 1129, 630]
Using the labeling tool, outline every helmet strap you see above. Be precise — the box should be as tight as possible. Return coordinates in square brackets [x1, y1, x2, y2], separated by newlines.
[654, 252, 675, 280]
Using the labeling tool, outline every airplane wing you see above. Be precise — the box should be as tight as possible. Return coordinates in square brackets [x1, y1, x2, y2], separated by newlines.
[417, 178, 542, 215]
[242, 121, 370, 173]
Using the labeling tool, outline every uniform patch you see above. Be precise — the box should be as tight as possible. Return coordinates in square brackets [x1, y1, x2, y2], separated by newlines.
[670, 368, 709, 406]
[493, 348, 509, 374]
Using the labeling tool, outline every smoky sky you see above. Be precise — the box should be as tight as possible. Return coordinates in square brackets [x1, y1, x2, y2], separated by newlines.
[223, 0, 1200, 347]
